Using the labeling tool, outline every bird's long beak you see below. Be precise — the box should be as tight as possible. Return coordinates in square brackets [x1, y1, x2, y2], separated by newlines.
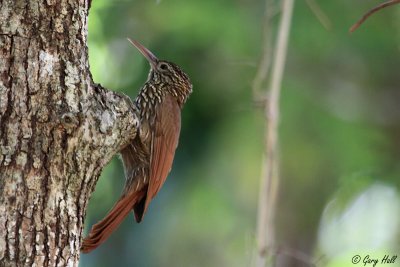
[127, 38, 158, 69]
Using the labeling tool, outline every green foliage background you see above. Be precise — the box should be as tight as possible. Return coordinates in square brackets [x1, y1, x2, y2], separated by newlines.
[80, 0, 400, 266]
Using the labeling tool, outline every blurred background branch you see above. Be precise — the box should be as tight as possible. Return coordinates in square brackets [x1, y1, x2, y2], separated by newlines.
[254, 0, 294, 266]
[252, 0, 276, 104]
[350, 0, 400, 32]
[305, 0, 332, 31]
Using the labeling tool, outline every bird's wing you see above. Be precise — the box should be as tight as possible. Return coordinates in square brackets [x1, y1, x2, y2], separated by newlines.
[143, 93, 181, 216]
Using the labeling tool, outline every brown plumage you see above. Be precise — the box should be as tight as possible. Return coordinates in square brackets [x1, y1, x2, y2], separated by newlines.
[81, 39, 192, 253]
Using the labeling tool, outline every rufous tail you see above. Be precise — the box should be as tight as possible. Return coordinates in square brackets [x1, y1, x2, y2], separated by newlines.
[81, 190, 146, 253]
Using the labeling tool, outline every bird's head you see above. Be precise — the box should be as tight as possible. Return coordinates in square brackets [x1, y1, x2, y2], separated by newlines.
[128, 38, 192, 106]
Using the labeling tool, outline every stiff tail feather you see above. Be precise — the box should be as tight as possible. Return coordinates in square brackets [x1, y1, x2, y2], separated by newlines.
[81, 189, 146, 253]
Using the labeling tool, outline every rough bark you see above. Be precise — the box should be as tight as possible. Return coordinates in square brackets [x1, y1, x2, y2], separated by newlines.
[0, 1, 139, 266]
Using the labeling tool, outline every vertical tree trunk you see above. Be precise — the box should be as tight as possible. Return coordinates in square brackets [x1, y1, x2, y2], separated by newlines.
[0, 1, 138, 266]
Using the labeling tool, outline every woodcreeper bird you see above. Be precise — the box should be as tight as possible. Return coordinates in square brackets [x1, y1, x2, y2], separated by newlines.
[81, 39, 192, 253]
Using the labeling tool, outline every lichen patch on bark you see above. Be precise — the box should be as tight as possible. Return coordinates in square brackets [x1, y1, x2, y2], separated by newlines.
[39, 51, 58, 78]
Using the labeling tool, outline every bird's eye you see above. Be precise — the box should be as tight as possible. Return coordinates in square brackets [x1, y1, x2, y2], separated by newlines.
[158, 63, 168, 71]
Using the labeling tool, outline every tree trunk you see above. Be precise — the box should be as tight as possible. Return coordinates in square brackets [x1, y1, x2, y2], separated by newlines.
[0, 1, 138, 266]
